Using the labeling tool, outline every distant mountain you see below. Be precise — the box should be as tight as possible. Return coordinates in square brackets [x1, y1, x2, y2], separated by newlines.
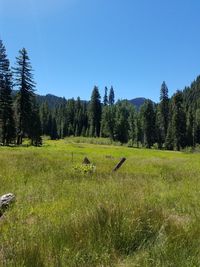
[36, 94, 66, 109]
[36, 94, 147, 110]
[12, 91, 67, 109]
[36, 95, 148, 110]
[129, 97, 147, 110]
[12, 90, 147, 110]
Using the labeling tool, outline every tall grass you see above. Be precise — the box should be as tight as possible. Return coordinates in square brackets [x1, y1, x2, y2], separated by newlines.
[0, 139, 200, 266]
[65, 136, 122, 146]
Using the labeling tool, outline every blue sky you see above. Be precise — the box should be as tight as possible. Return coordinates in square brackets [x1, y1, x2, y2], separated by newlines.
[1, 0, 200, 101]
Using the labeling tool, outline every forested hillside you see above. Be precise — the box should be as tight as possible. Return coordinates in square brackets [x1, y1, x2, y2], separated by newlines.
[35, 93, 146, 111]
[129, 97, 146, 110]
[1, 38, 200, 150]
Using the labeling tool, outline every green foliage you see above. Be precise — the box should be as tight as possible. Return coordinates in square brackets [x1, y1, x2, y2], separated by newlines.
[141, 100, 156, 148]
[114, 100, 133, 143]
[101, 105, 116, 139]
[0, 40, 15, 145]
[88, 86, 102, 137]
[159, 81, 169, 144]
[73, 163, 96, 174]
[13, 48, 42, 146]
[108, 86, 115, 105]
[103, 86, 108, 106]
[30, 104, 42, 146]
[14, 48, 35, 144]
[171, 91, 187, 150]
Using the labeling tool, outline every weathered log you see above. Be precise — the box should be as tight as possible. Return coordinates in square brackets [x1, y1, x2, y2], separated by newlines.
[0, 193, 15, 216]
[113, 157, 126, 172]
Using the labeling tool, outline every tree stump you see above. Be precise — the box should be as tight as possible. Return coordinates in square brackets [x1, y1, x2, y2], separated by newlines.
[82, 157, 91, 165]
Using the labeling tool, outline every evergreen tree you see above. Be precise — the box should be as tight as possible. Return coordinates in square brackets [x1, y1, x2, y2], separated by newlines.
[39, 102, 50, 135]
[0, 40, 15, 145]
[81, 101, 89, 136]
[51, 117, 58, 140]
[30, 103, 42, 146]
[48, 114, 58, 140]
[142, 100, 156, 148]
[74, 97, 85, 136]
[114, 100, 130, 143]
[135, 113, 142, 147]
[14, 48, 41, 145]
[88, 86, 102, 137]
[108, 86, 115, 105]
[65, 98, 75, 136]
[155, 106, 163, 149]
[165, 121, 174, 150]
[101, 105, 116, 139]
[128, 105, 136, 146]
[159, 81, 169, 144]
[47, 113, 53, 137]
[171, 91, 186, 150]
[100, 106, 108, 137]
[186, 107, 195, 147]
[195, 108, 200, 144]
[55, 103, 66, 138]
[103, 87, 108, 106]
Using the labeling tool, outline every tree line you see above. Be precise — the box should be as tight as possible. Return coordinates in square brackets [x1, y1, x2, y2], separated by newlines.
[1, 38, 200, 150]
[39, 79, 200, 151]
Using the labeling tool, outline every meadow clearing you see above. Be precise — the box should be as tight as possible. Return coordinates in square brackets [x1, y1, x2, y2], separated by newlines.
[0, 138, 200, 266]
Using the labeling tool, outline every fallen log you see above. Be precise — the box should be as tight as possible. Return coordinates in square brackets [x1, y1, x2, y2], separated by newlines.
[113, 157, 126, 172]
[0, 193, 15, 216]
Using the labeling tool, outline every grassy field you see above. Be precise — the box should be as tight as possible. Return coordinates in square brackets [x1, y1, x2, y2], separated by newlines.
[1, 138, 200, 266]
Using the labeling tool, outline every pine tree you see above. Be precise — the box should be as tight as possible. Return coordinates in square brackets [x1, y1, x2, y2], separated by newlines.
[56, 104, 66, 138]
[114, 100, 130, 143]
[142, 100, 156, 148]
[165, 121, 174, 150]
[14, 48, 41, 145]
[81, 101, 88, 136]
[30, 103, 42, 146]
[186, 107, 195, 147]
[74, 97, 84, 136]
[155, 106, 163, 149]
[128, 105, 136, 146]
[39, 102, 50, 135]
[135, 113, 142, 147]
[103, 87, 108, 106]
[14, 48, 34, 144]
[159, 81, 169, 144]
[171, 91, 186, 150]
[0, 40, 15, 145]
[101, 105, 116, 139]
[51, 117, 58, 140]
[48, 114, 58, 140]
[195, 108, 200, 144]
[88, 86, 102, 137]
[108, 86, 115, 105]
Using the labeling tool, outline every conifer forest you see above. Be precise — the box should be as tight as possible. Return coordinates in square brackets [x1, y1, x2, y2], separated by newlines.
[1, 38, 200, 151]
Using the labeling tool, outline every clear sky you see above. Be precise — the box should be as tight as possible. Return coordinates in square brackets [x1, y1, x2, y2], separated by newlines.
[1, 0, 200, 101]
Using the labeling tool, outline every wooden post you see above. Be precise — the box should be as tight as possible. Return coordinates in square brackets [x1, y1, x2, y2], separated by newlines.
[113, 157, 126, 172]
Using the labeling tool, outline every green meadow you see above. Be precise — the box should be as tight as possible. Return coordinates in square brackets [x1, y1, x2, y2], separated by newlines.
[1, 138, 200, 266]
